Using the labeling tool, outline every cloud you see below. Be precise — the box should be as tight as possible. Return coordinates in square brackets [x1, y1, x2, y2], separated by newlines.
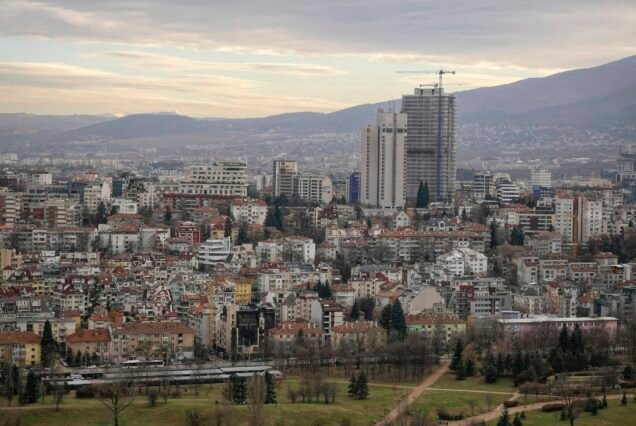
[0, 0, 633, 70]
[0, 61, 346, 117]
[88, 51, 347, 76]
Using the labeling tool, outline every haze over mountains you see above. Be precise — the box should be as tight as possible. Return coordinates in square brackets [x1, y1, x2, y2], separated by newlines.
[1, 55, 635, 147]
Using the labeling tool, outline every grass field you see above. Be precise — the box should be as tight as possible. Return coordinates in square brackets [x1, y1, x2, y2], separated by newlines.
[0, 380, 410, 426]
[410, 389, 512, 418]
[490, 402, 636, 425]
[430, 373, 517, 393]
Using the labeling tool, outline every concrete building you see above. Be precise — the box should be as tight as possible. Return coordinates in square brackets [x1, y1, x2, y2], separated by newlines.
[181, 161, 248, 197]
[402, 86, 456, 202]
[273, 160, 298, 197]
[472, 171, 494, 201]
[360, 110, 407, 208]
[197, 238, 232, 267]
[293, 174, 333, 204]
[346, 172, 360, 204]
[531, 169, 552, 188]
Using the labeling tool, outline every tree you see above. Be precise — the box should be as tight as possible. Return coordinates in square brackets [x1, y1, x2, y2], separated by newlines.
[379, 304, 392, 332]
[22, 370, 39, 404]
[224, 217, 233, 240]
[185, 409, 206, 426]
[510, 226, 525, 246]
[350, 300, 360, 320]
[347, 374, 358, 398]
[96, 378, 136, 426]
[246, 374, 266, 426]
[163, 207, 172, 225]
[416, 181, 430, 209]
[465, 358, 476, 377]
[226, 373, 246, 404]
[41, 320, 59, 368]
[51, 384, 65, 412]
[264, 372, 276, 405]
[451, 339, 464, 370]
[358, 297, 376, 321]
[94, 201, 108, 225]
[490, 221, 499, 249]
[455, 359, 466, 380]
[390, 300, 407, 340]
[497, 408, 511, 426]
[356, 373, 369, 400]
[512, 413, 523, 426]
[483, 352, 499, 383]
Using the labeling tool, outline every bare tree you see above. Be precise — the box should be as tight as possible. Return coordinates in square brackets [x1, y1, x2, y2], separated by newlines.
[246, 374, 267, 426]
[554, 379, 586, 426]
[95, 378, 136, 426]
[185, 409, 206, 426]
[467, 399, 477, 416]
[484, 394, 494, 411]
[51, 384, 65, 412]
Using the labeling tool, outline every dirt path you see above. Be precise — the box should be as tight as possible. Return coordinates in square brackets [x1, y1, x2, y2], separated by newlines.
[376, 360, 450, 425]
[448, 393, 623, 425]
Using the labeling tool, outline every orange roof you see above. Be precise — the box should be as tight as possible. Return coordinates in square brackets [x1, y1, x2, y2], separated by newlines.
[0, 331, 40, 345]
[66, 329, 111, 343]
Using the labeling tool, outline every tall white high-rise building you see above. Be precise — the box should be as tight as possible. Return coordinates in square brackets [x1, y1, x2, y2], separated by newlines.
[360, 110, 406, 208]
[180, 161, 248, 197]
[402, 87, 457, 202]
[272, 160, 298, 197]
[530, 168, 552, 188]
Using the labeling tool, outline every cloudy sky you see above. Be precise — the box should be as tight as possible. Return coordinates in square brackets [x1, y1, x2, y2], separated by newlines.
[1, 0, 634, 117]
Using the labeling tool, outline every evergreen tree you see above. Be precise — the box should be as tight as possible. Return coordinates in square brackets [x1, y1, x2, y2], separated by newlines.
[621, 392, 627, 405]
[350, 300, 360, 320]
[359, 297, 376, 321]
[416, 181, 430, 208]
[75, 350, 82, 366]
[558, 324, 569, 352]
[347, 374, 358, 397]
[455, 359, 466, 380]
[273, 206, 284, 231]
[490, 221, 498, 249]
[497, 408, 511, 426]
[451, 339, 464, 370]
[512, 413, 523, 426]
[465, 358, 476, 377]
[264, 372, 276, 404]
[23, 370, 39, 404]
[237, 222, 248, 244]
[41, 320, 58, 368]
[569, 324, 584, 354]
[379, 304, 392, 332]
[390, 300, 407, 340]
[512, 351, 524, 378]
[496, 352, 505, 375]
[227, 373, 246, 404]
[163, 207, 172, 225]
[356, 373, 369, 400]
[510, 226, 525, 246]
[96, 201, 108, 225]
[224, 217, 233, 239]
[484, 352, 499, 383]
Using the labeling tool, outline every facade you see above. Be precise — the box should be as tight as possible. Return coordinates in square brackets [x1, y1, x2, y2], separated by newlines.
[231, 198, 267, 225]
[360, 110, 407, 208]
[0, 331, 41, 366]
[472, 171, 494, 201]
[197, 238, 232, 267]
[272, 160, 298, 197]
[294, 175, 333, 204]
[111, 321, 194, 362]
[66, 328, 112, 362]
[402, 87, 457, 202]
[346, 172, 360, 204]
[181, 161, 248, 197]
[531, 168, 552, 188]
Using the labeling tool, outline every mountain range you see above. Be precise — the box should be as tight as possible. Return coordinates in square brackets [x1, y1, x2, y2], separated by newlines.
[1, 54, 635, 146]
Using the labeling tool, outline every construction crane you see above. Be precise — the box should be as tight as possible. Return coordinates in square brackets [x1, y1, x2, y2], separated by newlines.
[396, 69, 456, 90]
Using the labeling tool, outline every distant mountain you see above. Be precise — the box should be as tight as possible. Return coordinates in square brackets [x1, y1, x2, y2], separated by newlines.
[456, 54, 636, 125]
[2, 54, 634, 147]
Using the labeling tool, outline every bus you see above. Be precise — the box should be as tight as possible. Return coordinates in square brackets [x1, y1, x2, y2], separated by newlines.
[122, 359, 164, 368]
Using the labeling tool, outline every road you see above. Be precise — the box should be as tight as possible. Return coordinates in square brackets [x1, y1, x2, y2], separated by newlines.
[376, 360, 450, 425]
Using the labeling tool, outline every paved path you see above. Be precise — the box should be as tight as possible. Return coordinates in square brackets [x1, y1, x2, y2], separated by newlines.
[376, 360, 450, 425]
[447, 393, 623, 425]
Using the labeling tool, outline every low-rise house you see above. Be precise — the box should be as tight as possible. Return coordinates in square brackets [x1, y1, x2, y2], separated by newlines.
[0, 331, 41, 366]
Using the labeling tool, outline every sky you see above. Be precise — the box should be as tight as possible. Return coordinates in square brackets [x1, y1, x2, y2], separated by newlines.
[0, 0, 634, 118]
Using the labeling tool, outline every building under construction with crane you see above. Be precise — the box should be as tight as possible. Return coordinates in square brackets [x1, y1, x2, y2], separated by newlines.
[401, 71, 457, 203]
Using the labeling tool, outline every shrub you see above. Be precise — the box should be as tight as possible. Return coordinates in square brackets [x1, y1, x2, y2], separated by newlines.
[503, 400, 519, 408]
[75, 386, 95, 399]
[437, 408, 464, 421]
[542, 402, 566, 412]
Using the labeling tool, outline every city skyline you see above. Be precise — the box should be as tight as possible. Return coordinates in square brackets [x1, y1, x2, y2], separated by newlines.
[0, 0, 634, 117]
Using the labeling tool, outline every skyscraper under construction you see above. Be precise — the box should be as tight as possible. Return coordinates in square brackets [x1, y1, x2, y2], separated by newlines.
[402, 86, 456, 203]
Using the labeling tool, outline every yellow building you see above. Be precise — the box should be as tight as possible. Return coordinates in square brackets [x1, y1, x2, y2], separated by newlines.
[235, 280, 253, 305]
[0, 332, 41, 367]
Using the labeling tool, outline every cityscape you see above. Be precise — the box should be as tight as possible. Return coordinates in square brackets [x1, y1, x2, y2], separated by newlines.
[0, 1, 636, 426]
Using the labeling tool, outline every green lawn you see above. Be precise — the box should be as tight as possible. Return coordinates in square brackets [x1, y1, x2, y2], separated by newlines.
[410, 390, 512, 418]
[0, 380, 408, 426]
[491, 402, 636, 425]
[430, 373, 517, 393]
